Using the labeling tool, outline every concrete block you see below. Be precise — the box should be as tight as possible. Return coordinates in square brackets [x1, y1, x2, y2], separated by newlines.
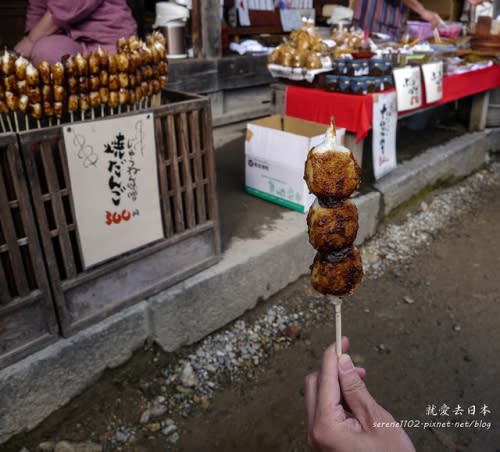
[0, 302, 149, 444]
[149, 212, 315, 351]
[354, 191, 382, 245]
[485, 127, 500, 153]
[208, 91, 224, 117]
[375, 132, 489, 215]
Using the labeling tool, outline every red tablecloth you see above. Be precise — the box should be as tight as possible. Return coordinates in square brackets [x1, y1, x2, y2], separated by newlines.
[285, 64, 500, 143]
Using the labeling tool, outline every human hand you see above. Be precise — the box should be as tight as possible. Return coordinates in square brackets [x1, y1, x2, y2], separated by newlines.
[15, 36, 34, 58]
[419, 9, 443, 29]
[304, 338, 415, 452]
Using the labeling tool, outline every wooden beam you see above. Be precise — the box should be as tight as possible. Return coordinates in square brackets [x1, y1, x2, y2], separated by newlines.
[191, 0, 201, 58]
[201, 0, 221, 58]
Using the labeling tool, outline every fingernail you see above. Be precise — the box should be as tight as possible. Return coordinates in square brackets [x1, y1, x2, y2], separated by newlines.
[339, 354, 354, 372]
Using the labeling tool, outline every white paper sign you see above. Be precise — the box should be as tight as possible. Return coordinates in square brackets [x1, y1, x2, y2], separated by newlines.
[237, 0, 251, 26]
[280, 9, 303, 31]
[422, 61, 444, 104]
[63, 114, 163, 268]
[249, 0, 274, 10]
[393, 66, 422, 112]
[372, 91, 398, 180]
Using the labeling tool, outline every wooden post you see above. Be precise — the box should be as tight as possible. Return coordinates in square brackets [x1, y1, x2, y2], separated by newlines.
[201, 0, 221, 58]
[191, 0, 202, 58]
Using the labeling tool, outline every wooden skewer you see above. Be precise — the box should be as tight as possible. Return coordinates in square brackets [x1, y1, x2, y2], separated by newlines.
[70, 112, 74, 123]
[328, 296, 343, 357]
[36, 119, 41, 129]
[13, 112, 19, 132]
[25, 115, 30, 131]
[335, 301, 342, 357]
[6, 114, 13, 132]
[0, 114, 6, 133]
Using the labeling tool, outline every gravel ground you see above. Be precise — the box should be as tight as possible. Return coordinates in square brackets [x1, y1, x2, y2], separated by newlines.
[5, 161, 500, 452]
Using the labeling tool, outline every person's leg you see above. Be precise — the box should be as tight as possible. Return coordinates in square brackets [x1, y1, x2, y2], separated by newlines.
[31, 35, 83, 65]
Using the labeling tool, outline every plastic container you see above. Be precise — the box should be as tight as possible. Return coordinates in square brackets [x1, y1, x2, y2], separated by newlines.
[366, 76, 384, 92]
[325, 75, 338, 91]
[369, 58, 392, 76]
[382, 74, 394, 90]
[350, 77, 369, 95]
[437, 22, 462, 38]
[164, 21, 186, 57]
[347, 59, 369, 76]
[407, 21, 433, 39]
[334, 58, 350, 75]
[337, 76, 351, 93]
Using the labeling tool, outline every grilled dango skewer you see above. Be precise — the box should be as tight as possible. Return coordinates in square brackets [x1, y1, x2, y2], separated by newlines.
[89, 75, 100, 91]
[88, 52, 100, 75]
[67, 76, 78, 95]
[42, 84, 53, 102]
[1, 49, 15, 76]
[52, 62, 65, 85]
[53, 85, 66, 102]
[63, 55, 77, 78]
[16, 80, 28, 95]
[38, 60, 51, 85]
[15, 55, 29, 80]
[75, 52, 88, 77]
[4, 74, 17, 91]
[26, 63, 40, 86]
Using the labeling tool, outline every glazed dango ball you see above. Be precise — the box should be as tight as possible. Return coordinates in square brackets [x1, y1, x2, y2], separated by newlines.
[304, 125, 361, 201]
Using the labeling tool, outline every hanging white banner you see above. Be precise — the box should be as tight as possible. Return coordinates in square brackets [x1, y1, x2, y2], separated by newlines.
[422, 61, 444, 104]
[63, 113, 163, 268]
[237, 0, 251, 26]
[393, 66, 422, 112]
[372, 91, 398, 180]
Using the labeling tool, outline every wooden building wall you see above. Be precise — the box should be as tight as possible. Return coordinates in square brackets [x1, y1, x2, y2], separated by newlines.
[0, 1, 28, 49]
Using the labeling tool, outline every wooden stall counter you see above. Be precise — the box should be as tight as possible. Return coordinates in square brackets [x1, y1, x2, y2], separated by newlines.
[273, 64, 500, 167]
[0, 89, 221, 369]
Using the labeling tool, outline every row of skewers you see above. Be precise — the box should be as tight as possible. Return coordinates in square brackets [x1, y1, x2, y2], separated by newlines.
[0, 32, 168, 132]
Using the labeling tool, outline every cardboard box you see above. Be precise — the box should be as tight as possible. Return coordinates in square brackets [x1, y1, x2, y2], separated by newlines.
[245, 115, 345, 213]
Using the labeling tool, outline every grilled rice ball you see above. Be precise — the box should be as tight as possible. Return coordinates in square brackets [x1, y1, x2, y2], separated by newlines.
[307, 198, 359, 252]
[311, 246, 363, 296]
[304, 146, 361, 200]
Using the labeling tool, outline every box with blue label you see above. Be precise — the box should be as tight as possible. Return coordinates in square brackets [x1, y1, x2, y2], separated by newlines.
[245, 115, 345, 213]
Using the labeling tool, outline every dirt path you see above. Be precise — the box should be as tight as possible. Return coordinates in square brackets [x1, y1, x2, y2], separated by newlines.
[6, 164, 500, 452]
[176, 166, 500, 452]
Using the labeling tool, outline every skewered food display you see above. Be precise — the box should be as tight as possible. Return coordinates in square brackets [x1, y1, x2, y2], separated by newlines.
[268, 26, 331, 69]
[304, 119, 363, 356]
[0, 31, 168, 132]
[267, 21, 334, 83]
[304, 120, 363, 296]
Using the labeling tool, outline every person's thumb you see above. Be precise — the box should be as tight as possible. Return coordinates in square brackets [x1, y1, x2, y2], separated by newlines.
[338, 354, 381, 430]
